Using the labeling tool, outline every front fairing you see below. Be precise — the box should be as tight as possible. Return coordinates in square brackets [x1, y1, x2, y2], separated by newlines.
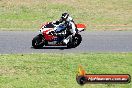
[39, 22, 55, 34]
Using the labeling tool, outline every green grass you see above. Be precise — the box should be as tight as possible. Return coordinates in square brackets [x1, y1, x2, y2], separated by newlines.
[0, 0, 132, 31]
[0, 53, 132, 88]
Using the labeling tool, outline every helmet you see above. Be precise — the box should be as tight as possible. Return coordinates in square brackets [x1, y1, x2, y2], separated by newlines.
[61, 13, 69, 21]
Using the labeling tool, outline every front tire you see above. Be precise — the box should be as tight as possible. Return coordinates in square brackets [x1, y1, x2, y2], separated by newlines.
[32, 35, 45, 49]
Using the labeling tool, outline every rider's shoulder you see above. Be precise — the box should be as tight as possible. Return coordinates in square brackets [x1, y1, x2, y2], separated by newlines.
[69, 16, 73, 20]
[67, 16, 73, 22]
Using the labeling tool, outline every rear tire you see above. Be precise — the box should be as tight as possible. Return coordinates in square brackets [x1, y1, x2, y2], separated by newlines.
[67, 34, 82, 48]
[32, 35, 45, 49]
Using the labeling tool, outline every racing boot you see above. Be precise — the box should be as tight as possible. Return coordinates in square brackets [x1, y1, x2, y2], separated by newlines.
[63, 35, 72, 44]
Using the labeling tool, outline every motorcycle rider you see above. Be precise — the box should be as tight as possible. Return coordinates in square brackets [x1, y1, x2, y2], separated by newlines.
[52, 13, 76, 44]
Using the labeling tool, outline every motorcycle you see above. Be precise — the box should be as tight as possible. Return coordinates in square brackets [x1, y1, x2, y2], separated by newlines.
[32, 22, 86, 49]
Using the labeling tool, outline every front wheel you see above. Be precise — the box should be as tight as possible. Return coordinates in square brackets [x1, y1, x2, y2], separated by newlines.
[32, 35, 45, 49]
[67, 34, 82, 48]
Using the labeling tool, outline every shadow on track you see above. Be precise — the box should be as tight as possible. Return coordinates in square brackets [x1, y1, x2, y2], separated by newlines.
[31, 46, 69, 50]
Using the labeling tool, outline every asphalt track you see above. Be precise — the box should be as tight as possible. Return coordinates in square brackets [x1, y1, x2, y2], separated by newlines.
[0, 31, 132, 54]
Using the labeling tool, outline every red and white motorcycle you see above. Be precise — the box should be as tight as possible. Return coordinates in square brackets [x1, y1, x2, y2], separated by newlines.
[32, 22, 86, 49]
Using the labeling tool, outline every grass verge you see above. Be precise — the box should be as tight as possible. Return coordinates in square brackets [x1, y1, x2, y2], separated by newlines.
[0, 0, 132, 31]
[0, 53, 132, 88]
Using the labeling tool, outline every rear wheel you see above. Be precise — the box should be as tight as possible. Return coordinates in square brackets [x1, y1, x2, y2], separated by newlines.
[32, 35, 45, 49]
[67, 34, 82, 48]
